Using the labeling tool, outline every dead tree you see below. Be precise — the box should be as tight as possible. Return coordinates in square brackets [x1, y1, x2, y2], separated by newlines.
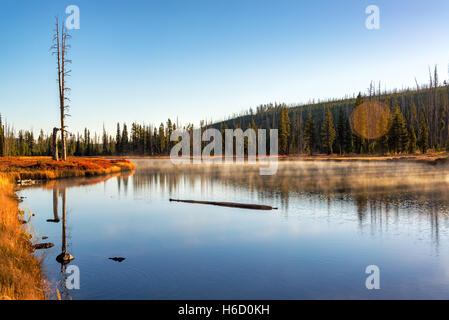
[52, 127, 59, 161]
[52, 18, 71, 161]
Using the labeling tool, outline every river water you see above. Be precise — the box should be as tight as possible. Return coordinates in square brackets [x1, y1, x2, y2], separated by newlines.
[19, 159, 449, 299]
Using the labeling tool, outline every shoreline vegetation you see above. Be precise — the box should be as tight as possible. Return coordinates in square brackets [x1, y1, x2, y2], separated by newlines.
[0, 157, 135, 300]
[2, 78, 449, 160]
[110, 152, 449, 165]
[0, 157, 135, 182]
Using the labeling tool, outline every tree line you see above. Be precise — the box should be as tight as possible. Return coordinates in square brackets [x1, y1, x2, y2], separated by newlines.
[1, 70, 448, 158]
[214, 70, 447, 156]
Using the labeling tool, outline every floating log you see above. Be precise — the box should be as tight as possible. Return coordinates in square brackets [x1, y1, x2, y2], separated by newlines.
[169, 198, 277, 211]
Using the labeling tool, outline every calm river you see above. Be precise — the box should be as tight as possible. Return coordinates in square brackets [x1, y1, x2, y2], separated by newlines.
[19, 159, 449, 299]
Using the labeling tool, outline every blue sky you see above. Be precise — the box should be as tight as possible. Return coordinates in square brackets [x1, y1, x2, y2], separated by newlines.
[1, 0, 449, 134]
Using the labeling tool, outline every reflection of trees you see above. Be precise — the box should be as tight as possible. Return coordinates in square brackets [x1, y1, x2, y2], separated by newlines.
[47, 185, 74, 300]
[56, 188, 73, 264]
[24, 172, 133, 300]
[130, 160, 449, 244]
[47, 186, 61, 223]
[117, 170, 134, 196]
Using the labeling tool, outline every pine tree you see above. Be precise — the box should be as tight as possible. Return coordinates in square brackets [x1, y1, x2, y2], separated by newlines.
[158, 123, 165, 154]
[122, 124, 129, 154]
[352, 93, 364, 153]
[321, 106, 336, 154]
[304, 113, 315, 155]
[390, 104, 409, 153]
[409, 126, 417, 153]
[410, 98, 418, 130]
[279, 107, 290, 155]
[166, 119, 173, 151]
[102, 125, 108, 155]
[336, 108, 345, 154]
[116, 123, 122, 154]
[439, 91, 447, 149]
[418, 111, 429, 154]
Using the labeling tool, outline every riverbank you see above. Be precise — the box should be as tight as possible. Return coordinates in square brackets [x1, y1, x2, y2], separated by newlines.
[107, 152, 449, 164]
[0, 157, 135, 300]
[0, 157, 135, 182]
[0, 174, 44, 300]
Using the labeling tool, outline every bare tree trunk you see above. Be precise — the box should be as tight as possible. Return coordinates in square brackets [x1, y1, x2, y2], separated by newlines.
[53, 18, 71, 161]
[52, 127, 59, 161]
[60, 24, 67, 161]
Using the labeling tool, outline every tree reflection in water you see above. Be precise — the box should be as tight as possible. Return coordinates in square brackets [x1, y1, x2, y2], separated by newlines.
[127, 159, 449, 247]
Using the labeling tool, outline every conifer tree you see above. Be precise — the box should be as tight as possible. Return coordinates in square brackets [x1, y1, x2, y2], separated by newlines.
[378, 99, 391, 155]
[289, 112, 297, 154]
[352, 93, 364, 153]
[410, 98, 418, 130]
[122, 124, 129, 154]
[418, 111, 429, 154]
[304, 113, 315, 155]
[409, 126, 417, 153]
[321, 106, 336, 154]
[336, 108, 345, 154]
[279, 107, 290, 155]
[390, 105, 409, 153]
[116, 123, 122, 154]
[102, 125, 108, 155]
[158, 123, 165, 154]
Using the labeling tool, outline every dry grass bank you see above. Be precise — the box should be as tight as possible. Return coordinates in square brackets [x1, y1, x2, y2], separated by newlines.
[0, 174, 44, 300]
[0, 157, 135, 300]
[0, 157, 135, 181]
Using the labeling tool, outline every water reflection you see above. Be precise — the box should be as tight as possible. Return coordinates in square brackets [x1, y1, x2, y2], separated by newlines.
[19, 161, 449, 299]
[128, 159, 449, 246]
[55, 187, 74, 264]
[45, 184, 74, 299]
[24, 172, 134, 299]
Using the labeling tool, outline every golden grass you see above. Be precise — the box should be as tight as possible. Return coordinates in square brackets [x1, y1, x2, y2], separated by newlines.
[0, 157, 135, 300]
[0, 174, 44, 300]
[0, 156, 135, 181]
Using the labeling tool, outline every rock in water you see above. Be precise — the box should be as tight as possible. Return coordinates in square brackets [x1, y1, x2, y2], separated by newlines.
[56, 252, 74, 263]
[109, 257, 126, 262]
[32, 242, 54, 250]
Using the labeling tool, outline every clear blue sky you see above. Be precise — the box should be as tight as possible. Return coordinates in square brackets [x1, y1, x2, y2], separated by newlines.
[1, 0, 449, 135]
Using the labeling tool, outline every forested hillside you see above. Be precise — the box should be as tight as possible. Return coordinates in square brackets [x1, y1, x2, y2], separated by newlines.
[214, 80, 449, 155]
[1, 71, 448, 157]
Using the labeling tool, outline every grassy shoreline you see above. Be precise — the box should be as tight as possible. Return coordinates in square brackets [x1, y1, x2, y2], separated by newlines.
[106, 152, 449, 164]
[0, 157, 135, 300]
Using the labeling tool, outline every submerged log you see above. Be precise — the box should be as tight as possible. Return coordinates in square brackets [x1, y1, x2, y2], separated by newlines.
[169, 198, 278, 211]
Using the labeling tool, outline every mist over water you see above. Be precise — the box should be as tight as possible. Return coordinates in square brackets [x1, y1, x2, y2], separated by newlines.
[20, 159, 449, 299]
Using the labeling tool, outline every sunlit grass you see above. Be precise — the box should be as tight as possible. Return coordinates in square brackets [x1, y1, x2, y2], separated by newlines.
[0, 174, 44, 300]
[0, 157, 135, 181]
